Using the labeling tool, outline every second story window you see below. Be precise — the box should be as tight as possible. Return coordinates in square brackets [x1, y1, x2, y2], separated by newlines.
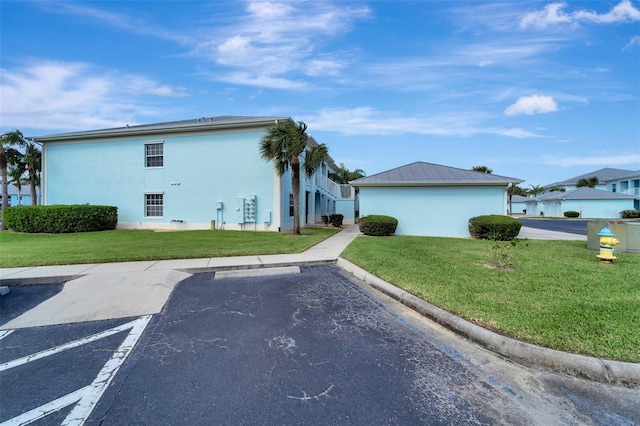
[145, 142, 163, 167]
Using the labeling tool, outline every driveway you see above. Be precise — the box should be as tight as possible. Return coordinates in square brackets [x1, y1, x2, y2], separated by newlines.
[2, 266, 639, 425]
[519, 218, 589, 235]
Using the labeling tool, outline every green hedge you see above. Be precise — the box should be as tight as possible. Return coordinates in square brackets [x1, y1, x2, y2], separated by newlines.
[3, 205, 118, 233]
[564, 211, 580, 218]
[468, 214, 522, 241]
[359, 215, 398, 236]
[621, 209, 640, 219]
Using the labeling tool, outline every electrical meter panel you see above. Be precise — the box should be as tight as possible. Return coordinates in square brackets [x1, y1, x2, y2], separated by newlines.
[244, 196, 256, 223]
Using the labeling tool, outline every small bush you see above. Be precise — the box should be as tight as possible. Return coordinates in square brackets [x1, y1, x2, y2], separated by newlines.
[621, 209, 640, 219]
[329, 214, 343, 227]
[564, 211, 580, 218]
[3, 205, 118, 233]
[359, 215, 398, 236]
[321, 215, 329, 225]
[468, 214, 522, 241]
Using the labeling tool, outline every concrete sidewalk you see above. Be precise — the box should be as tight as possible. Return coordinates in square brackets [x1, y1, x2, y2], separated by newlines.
[2, 225, 637, 386]
[0, 225, 361, 329]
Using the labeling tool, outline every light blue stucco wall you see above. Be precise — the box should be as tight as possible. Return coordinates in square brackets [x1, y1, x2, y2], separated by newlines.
[44, 130, 279, 229]
[358, 186, 507, 237]
[544, 199, 634, 218]
[335, 199, 355, 224]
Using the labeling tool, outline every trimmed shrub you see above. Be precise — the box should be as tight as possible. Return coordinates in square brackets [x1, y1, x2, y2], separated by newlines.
[359, 215, 398, 236]
[329, 213, 343, 227]
[621, 209, 640, 219]
[3, 205, 118, 233]
[468, 214, 522, 241]
[564, 211, 580, 218]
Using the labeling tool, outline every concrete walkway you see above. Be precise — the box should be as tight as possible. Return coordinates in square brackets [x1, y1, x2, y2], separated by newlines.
[1, 225, 637, 386]
[0, 225, 361, 329]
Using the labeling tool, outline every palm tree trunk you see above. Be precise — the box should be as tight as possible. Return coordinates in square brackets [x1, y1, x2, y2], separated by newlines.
[28, 164, 37, 205]
[291, 161, 301, 235]
[0, 154, 7, 230]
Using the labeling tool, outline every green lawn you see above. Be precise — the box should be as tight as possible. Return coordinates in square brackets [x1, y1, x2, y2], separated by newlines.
[342, 236, 640, 363]
[2, 228, 638, 362]
[0, 227, 339, 267]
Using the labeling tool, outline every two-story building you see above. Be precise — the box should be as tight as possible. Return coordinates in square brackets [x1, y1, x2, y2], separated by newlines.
[33, 116, 354, 231]
[526, 167, 639, 218]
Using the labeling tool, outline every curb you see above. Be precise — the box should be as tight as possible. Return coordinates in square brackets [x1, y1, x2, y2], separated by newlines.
[336, 257, 640, 387]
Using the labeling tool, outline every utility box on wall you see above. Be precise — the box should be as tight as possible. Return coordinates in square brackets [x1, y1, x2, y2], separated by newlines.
[236, 196, 257, 224]
[244, 195, 256, 223]
[587, 221, 640, 253]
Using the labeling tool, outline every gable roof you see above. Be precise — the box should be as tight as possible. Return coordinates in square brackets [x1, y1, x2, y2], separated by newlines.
[32, 116, 290, 142]
[536, 187, 636, 201]
[350, 162, 523, 187]
[605, 170, 640, 182]
[544, 167, 635, 188]
[511, 194, 530, 203]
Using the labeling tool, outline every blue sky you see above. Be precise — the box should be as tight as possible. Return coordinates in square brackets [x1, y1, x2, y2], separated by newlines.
[1, 0, 639, 187]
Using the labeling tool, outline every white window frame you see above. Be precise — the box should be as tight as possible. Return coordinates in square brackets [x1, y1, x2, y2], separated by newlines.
[289, 193, 294, 217]
[144, 192, 164, 218]
[145, 141, 164, 168]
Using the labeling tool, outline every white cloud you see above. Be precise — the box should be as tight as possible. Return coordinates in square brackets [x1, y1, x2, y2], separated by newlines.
[0, 60, 186, 131]
[543, 153, 640, 167]
[303, 107, 540, 138]
[36, 2, 192, 44]
[192, 1, 370, 89]
[214, 71, 307, 90]
[520, 0, 640, 30]
[520, 3, 573, 30]
[504, 95, 558, 116]
[624, 35, 640, 50]
[573, 0, 640, 23]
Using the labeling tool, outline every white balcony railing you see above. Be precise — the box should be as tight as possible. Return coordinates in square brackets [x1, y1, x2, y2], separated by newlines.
[313, 175, 354, 199]
[620, 187, 640, 197]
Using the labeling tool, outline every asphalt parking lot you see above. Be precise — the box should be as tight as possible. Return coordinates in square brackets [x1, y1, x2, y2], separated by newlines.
[2, 265, 639, 425]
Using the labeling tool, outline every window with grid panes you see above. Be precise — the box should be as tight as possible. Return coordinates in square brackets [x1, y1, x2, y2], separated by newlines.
[145, 143, 163, 167]
[289, 193, 294, 217]
[145, 193, 163, 217]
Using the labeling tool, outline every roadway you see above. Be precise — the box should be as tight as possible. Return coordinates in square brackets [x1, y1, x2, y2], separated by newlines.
[2, 266, 639, 425]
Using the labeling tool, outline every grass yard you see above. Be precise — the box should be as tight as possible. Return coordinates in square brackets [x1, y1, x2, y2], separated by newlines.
[0, 227, 339, 268]
[342, 236, 640, 363]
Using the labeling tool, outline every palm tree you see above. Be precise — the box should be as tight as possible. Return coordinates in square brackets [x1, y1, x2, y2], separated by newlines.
[8, 166, 27, 206]
[577, 176, 599, 188]
[329, 163, 365, 184]
[507, 184, 528, 214]
[1, 130, 27, 229]
[23, 142, 42, 205]
[528, 184, 544, 197]
[260, 120, 328, 235]
[472, 165, 493, 174]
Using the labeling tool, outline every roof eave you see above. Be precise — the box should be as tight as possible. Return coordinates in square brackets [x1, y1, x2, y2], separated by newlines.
[351, 180, 523, 187]
[32, 117, 289, 142]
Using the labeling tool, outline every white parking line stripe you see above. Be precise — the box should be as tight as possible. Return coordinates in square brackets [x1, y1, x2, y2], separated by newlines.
[0, 316, 148, 372]
[0, 330, 14, 340]
[0, 315, 152, 426]
[62, 315, 152, 426]
[0, 386, 90, 426]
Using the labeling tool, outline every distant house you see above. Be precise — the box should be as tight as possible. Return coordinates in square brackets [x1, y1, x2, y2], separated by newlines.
[604, 170, 640, 210]
[542, 168, 635, 194]
[350, 162, 523, 237]
[533, 167, 640, 217]
[525, 187, 636, 218]
[0, 184, 35, 208]
[510, 194, 529, 215]
[33, 116, 355, 231]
